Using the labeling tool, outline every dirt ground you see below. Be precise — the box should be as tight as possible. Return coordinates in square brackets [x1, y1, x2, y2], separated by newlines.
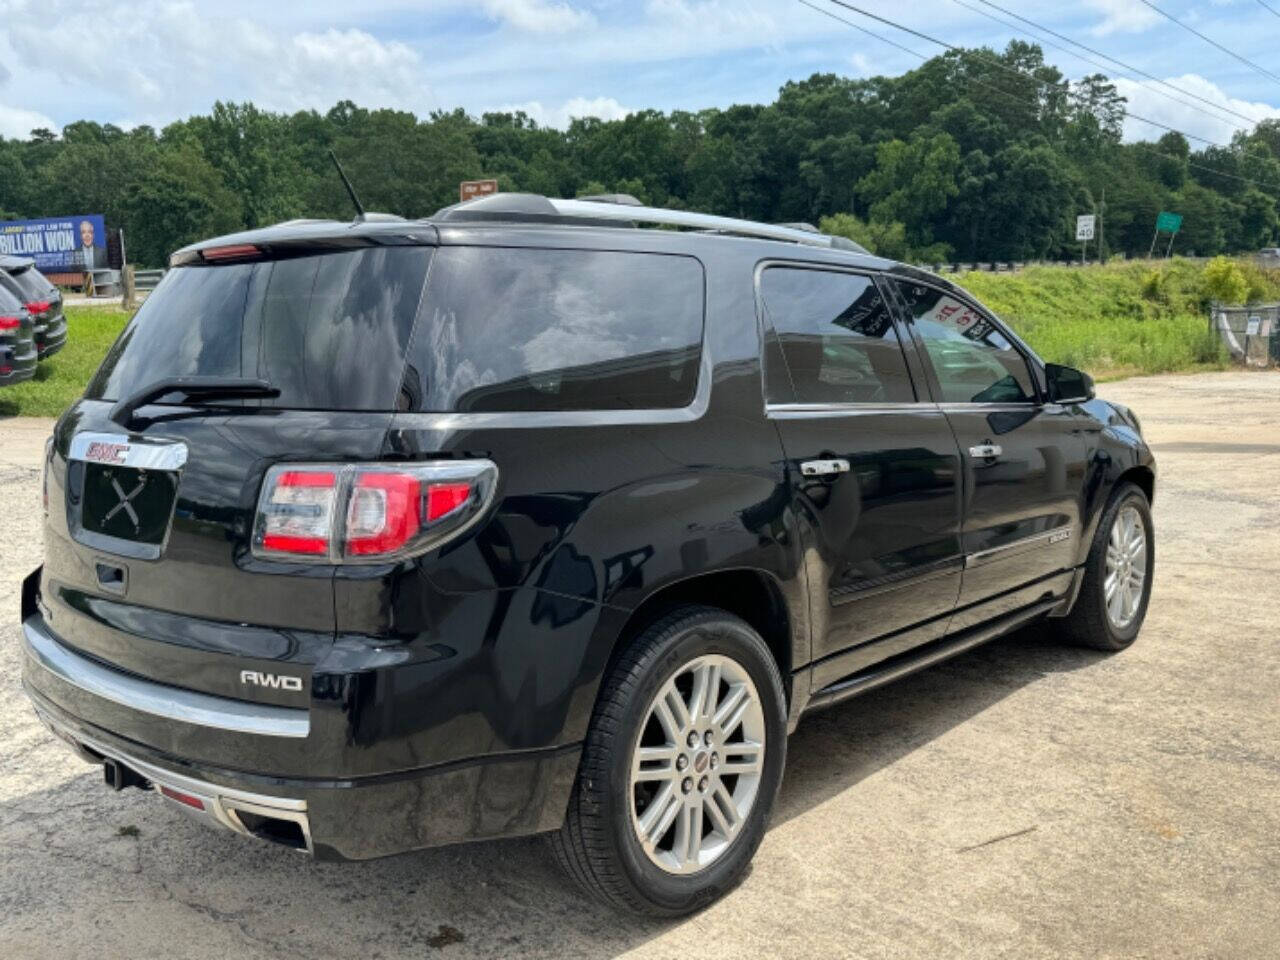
[1, 371, 1278, 959]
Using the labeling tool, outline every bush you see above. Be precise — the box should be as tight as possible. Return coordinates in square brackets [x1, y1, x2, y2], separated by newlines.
[1140, 269, 1164, 302]
[1202, 256, 1248, 305]
[958, 258, 1233, 380]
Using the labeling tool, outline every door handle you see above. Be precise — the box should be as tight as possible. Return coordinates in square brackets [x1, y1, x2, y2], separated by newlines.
[800, 458, 850, 477]
[968, 443, 1002, 459]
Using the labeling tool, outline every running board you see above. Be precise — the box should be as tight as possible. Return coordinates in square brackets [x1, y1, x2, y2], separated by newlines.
[803, 598, 1059, 714]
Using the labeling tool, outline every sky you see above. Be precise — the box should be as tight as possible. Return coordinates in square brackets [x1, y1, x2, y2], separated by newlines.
[0, 0, 1278, 148]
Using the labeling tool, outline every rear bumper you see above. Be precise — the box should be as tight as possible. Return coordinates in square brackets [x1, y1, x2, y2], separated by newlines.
[0, 338, 37, 383]
[35, 316, 67, 358]
[20, 585, 581, 861]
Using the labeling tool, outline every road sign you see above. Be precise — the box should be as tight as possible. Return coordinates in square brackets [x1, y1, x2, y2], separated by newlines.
[1156, 211, 1182, 234]
[1076, 215, 1096, 241]
[460, 179, 498, 203]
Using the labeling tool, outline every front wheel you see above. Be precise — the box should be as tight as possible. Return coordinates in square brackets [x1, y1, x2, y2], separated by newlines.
[1056, 481, 1155, 651]
[549, 606, 787, 916]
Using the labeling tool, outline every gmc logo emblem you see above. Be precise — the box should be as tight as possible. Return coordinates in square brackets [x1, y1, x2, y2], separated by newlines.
[85, 441, 129, 465]
[240, 670, 303, 692]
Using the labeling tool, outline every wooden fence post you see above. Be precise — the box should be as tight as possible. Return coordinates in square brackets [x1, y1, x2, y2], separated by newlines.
[121, 264, 136, 311]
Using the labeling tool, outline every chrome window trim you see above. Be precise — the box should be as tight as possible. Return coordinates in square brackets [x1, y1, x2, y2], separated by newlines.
[964, 525, 1074, 569]
[23, 618, 311, 738]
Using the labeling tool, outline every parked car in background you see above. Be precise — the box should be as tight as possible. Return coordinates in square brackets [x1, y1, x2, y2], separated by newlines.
[0, 278, 38, 387]
[1258, 248, 1280, 267]
[21, 194, 1156, 916]
[0, 256, 67, 359]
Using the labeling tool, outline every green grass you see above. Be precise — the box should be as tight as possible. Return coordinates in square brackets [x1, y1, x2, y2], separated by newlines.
[0, 306, 130, 418]
[958, 258, 1280, 381]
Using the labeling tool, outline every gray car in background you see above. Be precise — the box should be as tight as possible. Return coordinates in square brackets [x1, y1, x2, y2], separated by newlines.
[0, 278, 37, 387]
[0, 256, 67, 360]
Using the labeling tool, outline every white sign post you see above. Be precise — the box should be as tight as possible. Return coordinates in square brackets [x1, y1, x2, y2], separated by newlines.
[1076, 214, 1096, 265]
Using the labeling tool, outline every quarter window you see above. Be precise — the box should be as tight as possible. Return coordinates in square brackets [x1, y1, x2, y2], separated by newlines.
[890, 281, 1036, 404]
[405, 247, 704, 412]
[759, 267, 914, 404]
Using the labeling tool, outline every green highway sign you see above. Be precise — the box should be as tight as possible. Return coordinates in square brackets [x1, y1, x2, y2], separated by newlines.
[1156, 211, 1182, 233]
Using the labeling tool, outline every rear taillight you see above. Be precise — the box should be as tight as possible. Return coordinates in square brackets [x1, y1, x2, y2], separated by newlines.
[252, 461, 497, 563]
[0, 316, 20, 331]
[25, 300, 50, 316]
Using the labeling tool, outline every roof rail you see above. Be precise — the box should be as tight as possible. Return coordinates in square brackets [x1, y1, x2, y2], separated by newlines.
[577, 193, 644, 206]
[430, 192, 869, 253]
[546, 199, 867, 251]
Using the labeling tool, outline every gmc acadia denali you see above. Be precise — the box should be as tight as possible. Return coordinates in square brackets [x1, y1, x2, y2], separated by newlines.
[20, 194, 1155, 916]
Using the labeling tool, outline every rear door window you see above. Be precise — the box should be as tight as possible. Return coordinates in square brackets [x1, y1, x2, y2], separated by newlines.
[403, 246, 704, 411]
[759, 266, 915, 404]
[86, 247, 431, 411]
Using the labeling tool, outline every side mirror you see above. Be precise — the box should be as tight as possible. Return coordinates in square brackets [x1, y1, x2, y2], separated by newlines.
[1045, 363, 1095, 404]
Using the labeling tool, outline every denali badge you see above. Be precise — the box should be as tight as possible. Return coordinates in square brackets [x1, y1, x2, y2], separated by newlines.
[240, 670, 303, 692]
[1048, 529, 1072, 544]
[84, 441, 129, 465]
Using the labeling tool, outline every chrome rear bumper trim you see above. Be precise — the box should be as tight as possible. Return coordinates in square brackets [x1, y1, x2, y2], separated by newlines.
[22, 617, 310, 738]
[33, 705, 313, 854]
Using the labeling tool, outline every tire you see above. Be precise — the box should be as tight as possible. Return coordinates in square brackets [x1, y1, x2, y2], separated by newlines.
[1055, 481, 1154, 651]
[549, 605, 787, 917]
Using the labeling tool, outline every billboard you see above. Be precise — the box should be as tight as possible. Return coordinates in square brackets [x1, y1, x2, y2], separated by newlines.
[0, 214, 107, 271]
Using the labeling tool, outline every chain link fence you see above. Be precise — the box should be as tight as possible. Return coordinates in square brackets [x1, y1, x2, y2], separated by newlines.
[1211, 303, 1280, 367]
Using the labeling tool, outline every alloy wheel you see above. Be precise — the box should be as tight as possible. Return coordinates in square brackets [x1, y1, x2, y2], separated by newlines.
[629, 653, 766, 875]
[1104, 504, 1147, 630]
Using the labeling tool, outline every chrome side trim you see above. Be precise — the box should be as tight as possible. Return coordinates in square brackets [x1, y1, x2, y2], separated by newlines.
[32, 706, 312, 854]
[766, 401, 939, 419]
[69, 431, 188, 471]
[964, 525, 1073, 569]
[22, 618, 310, 738]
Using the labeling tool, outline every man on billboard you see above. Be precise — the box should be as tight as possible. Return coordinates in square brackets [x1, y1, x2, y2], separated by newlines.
[78, 219, 105, 269]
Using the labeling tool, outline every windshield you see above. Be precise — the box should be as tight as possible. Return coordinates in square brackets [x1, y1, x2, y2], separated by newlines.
[86, 247, 431, 411]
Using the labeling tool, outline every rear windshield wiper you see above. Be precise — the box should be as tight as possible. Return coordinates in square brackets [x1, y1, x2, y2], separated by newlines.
[110, 377, 281, 427]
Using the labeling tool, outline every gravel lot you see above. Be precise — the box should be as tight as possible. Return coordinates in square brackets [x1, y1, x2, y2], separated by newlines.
[2, 371, 1278, 959]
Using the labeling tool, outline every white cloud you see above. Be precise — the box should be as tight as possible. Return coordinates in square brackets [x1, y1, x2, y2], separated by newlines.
[0, 103, 56, 138]
[496, 95, 631, 129]
[1084, 0, 1161, 36]
[2, 1, 432, 120]
[480, 0, 594, 33]
[1114, 73, 1280, 145]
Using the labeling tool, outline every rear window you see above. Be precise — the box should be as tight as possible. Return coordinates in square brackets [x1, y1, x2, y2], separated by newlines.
[7, 266, 55, 300]
[87, 247, 431, 411]
[403, 246, 704, 411]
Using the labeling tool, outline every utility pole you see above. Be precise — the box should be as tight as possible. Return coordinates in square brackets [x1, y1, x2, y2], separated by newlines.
[1099, 186, 1106, 263]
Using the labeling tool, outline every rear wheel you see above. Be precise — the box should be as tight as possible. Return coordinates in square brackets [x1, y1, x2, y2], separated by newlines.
[1056, 482, 1154, 651]
[549, 606, 786, 916]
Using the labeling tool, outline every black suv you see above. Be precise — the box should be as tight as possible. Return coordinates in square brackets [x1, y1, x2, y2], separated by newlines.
[21, 195, 1155, 916]
[0, 272, 37, 387]
[0, 256, 67, 360]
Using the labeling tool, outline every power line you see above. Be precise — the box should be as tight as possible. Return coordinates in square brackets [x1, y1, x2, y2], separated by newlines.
[955, 0, 1259, 132]
[971, 0, 1263, 128]
[799, 0, 1280, 193]
[1257, 0, 1280, 20]
[819, 0, 1263, 158]
[796, 0, 927, 62]
[1136, 0, 1280, 88]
